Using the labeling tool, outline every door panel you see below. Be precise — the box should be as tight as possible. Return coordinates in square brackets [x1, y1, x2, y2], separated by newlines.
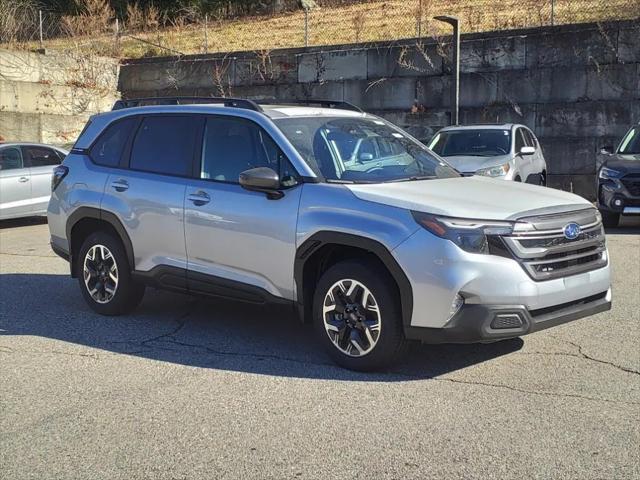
[100, 114, 202, 274]
[185, 181, 302, 299]
[184, 115, 301, 300]
[21, 146, 62, 214]
[101, 170, 189, 273]
[0, 147, 31, 219]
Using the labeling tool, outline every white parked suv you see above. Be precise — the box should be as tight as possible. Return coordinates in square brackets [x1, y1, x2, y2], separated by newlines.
[428, 124, 547, 184]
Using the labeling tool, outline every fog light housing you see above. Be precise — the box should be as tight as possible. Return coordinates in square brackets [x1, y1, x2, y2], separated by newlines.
[447, 294, 464, 321]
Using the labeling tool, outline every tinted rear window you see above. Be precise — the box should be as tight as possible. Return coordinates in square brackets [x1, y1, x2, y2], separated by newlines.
[130, 116, 199, 176]
[90, 117, 136, 167]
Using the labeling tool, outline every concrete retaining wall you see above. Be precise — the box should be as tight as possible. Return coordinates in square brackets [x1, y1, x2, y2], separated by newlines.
[0, 49, 119, 146]
[118, 20, 639, 198]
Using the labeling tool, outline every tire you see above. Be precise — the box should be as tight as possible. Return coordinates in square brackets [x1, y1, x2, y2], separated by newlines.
[601, 211, 620, 229]
[540, 171, 547, 186]
[313, 260, 408, 371]
[76, 231, 145, 315]
[514, 176, 522, 182]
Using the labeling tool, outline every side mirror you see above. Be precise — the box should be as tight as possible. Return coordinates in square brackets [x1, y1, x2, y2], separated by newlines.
[600, 145, 614, 155]
[520, 146, 535, 156]
[358, 152, 374, 162]
[239, 167, 283, 200]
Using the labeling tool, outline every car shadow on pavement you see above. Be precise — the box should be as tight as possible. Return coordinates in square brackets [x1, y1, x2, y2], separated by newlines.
[0, 273, 523, 381]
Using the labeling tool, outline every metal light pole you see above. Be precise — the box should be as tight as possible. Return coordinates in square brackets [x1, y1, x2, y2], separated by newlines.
[434, 15, 460, 126]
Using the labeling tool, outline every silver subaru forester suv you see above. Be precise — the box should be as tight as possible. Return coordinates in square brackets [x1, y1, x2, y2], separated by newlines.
[48, 98, 612, 371]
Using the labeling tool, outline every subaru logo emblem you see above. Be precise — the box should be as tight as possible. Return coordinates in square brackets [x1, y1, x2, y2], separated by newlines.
[563, 222, 581, 240]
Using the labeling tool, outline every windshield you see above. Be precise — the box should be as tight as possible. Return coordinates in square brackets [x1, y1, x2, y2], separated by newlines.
[617, 127, 640, 155]
[429, 129, 511, 157]
[273, 116, 459, 183]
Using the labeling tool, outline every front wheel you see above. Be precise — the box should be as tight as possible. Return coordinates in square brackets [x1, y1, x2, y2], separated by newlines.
[313, 260, 408, 371]
[77, 231, 145, 315]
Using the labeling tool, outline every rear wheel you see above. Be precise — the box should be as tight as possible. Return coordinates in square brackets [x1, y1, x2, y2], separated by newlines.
[540, 171, 547, 186]
[77, 231, 145, 315]
[313, 260, 407, 371]
[601, 211, 620, 228]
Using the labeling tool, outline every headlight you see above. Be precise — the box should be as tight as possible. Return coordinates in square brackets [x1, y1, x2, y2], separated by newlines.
[476, 163, 510, 177]
[599, 167, 622, 180]
[412, 212, 514, 254]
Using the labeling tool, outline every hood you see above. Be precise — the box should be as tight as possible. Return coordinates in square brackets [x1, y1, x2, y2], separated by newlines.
[602, 154, 640, 174]
[346, 176, 592, 220]
[440, 154, 511, 173]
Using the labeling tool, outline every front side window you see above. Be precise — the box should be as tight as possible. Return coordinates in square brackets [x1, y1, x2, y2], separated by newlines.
[90, 117, 136, 167]
[523, 129, 537, 148]
[130, 116, 199, 176]
[22, 146, 61, 167]
[274, 117, 459, 183]
[201, 116, 297, 186]
[429, 129, 511, 158]
[0, 147, 24, 171]
[515, 129, 526, 152]
[618, 127, 640, 155]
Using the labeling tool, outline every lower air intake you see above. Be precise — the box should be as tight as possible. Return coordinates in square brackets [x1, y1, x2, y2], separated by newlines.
[491, 313, 524, 329]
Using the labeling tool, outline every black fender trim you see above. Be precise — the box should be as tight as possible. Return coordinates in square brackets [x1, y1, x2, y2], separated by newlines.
[294, 232, 413, 326]
[66, 207, 136, 276]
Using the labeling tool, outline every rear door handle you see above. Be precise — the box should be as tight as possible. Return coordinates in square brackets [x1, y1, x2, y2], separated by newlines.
[18, 176, 29, 183]
[187, 191, 210, 206]
[111, 179, 129, 192]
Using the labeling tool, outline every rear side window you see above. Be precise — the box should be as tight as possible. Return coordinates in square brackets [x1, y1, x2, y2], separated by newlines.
[90, 117, 136, 167]
[0, 147, 25, 170]
[22, 146, 61, 167]
[130, 116, 199, 177]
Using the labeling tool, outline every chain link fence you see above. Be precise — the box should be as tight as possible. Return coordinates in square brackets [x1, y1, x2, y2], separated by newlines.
[1, 0, 638, 58]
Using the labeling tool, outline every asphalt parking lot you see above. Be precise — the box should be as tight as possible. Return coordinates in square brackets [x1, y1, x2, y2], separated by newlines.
[1, 217, 639, 480]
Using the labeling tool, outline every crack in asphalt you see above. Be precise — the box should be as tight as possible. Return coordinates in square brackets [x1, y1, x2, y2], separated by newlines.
[103, 311, 639, 406]
[3, 297, 637, 406]
[547, 335, 640, 375]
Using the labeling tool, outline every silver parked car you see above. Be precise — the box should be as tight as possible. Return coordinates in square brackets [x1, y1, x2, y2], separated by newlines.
[0, 142, 67, 220]
[428, 124, 547, 184]
[47, 98, 610, 371]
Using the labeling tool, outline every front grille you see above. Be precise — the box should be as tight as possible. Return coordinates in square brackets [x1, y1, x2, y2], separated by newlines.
[622, 174, 640, 196]
[501, 208, 608, 281]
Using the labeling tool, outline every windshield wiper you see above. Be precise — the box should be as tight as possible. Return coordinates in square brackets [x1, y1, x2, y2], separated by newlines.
[383, 175, 436, 183]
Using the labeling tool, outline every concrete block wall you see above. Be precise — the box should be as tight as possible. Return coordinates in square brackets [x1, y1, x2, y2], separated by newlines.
[0, 49, 119, 146]
[118, 19, 639, 199]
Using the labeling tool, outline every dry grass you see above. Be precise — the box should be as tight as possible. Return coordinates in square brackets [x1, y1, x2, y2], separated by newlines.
[6, 0, 639, 58]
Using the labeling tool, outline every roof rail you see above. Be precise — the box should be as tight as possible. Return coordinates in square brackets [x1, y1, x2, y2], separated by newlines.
[111, 96, 263, 112]
[258, 99, 363, 113]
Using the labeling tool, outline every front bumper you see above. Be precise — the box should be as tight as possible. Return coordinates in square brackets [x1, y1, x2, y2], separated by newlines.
[597, 179, 640, 215]
[404, 289, 611, 343]
[392, 228, 612, 332]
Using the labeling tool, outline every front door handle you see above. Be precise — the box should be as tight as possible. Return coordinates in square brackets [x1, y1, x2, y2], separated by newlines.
[187, 191, 210, 206]
[18, 176, 29, 183]
[111, 179, 129, 192]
